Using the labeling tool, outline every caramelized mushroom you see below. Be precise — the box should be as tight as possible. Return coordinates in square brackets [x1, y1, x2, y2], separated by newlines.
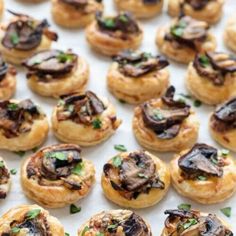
[184, 0, 213, 10]
[0, 162, 10, 199]
[59, 0, 88, 7]
[143, 0, 159, 4]
[0, 56, 8, 82]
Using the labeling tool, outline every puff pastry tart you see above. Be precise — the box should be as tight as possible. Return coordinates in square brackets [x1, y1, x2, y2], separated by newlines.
[101, 150, 170, 208]
[133, 86, 199, 152]
[0, 0, 3, 19]
[186, 52, 236, 105]
[78, 209, 152, 236]
[209, 98, 236, 151]
[22, 49, 89, 98]
[224, 17, 236, 53]
[21, 144, 95, 208]
[168, 0, 224, 25]
[156, 15, 216, 64]
[0, 55, 17, 100]
[0, 157, 11, 199]
[170, 143, 236, 204]
[52, 91, 122, 146]
[161, 209, 233, 236]
[0, 204, 65, 236]
[107, 50, 170, 104]
[0, 11, 58, 65]
[114, 0, 164, 19]
[52, 0, 103, 28]
[86, 12, 143, 56]
[0, 99, 49, 151]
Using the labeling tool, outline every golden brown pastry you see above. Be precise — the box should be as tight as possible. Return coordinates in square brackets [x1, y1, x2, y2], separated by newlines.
[0, 99, 49, 151]
[23, 49, 89, 98]
[101, 150, 170, 208]
[86, 12, 143, 56]
[209, 98, 236, 151]
[161, 209, 233, 235]
[170, 143, 236, 204]
[107, 50, 170, 104]
[0, 157, 11, 199]
[186, 52, 236, 105]
[224, 16, 236, 53]
[0, 11, 58, 65]
[21, 143, 95, 208]
[0, 204, 64, 235]
[168, 0, 224, 24]
[114, 0, 164, 19]
[133, 86, 199, 152]
[52, 0, 103, 28]
[156, 15, 216, 64]
[52, 91, 122, 146]
[0, 0, 4, 18]
[0, 55, 17, 100]
[78, 209, 152, 236]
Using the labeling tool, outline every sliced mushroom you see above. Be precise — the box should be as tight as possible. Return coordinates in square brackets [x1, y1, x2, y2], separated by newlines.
[60, 0, 88, 7]
[0, 163, 10, 199]
[185, 0, 212, 10]
[143, 0, 159, 4]
[0, 56, 8, 81]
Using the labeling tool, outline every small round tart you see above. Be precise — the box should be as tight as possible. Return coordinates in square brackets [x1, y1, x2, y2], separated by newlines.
[0, 204, 64, 235]
[107, 50, 170, 104]
[0, 11, 58, 65]
[52, 91, 122, 146]
[161, 209, 233, 236]
[186, 52, 236, 105]
[114, 0, 164, 19]
[0, 0, 4, 19]
[101, 150, 170, 208]
[23, 49, 89, 98]
[133, 86, 199, 152]
[224, 17, 236, 53]
[156, 15, 216, 64]
[52, 0, 104, 28]
[209, 98, 236, 151]
[0, 55, 17, 100]
[170, 143, 236, 204]
[167, 0, 224, 25]
[0, 157, 11, 199]
[78, 209, 152, 236]
[0, 99, 49, 151]
[86, 11, 143, 56]
[21, 144, 95, 208]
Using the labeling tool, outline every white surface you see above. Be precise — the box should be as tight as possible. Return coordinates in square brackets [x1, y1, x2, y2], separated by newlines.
[0, 0, 235, 235]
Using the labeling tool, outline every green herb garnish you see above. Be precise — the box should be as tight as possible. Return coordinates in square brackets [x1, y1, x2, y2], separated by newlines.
[81, 226, 90, 236]
[112, 156, 122, 167]
[138, 173, 148, 179]
[199, 55, 210, 67]
[182, 218, 198, 229]
[72, 162, 84, 176]
[14, 151, 25, 157]
[26, 209, 41, 219]
[153, 109, 164, 121]
[45, 152, 67, 161]
[92, 118, 102, 129]
[65, 233, 70, 236]
[10, 33, 19, 45]
[8, 103, 18, 111]
[114, 144, 127, 152]
[11, 227, 21, 234]
[57, 53, 74, 63]
[10, 169, 17, 175]
[197, 176, 207, 181]
[220, 207, 231, 217]
[32, 147, 39, 153]
[107, 224, 118, 230]
[70, 204, 81, 214]
[178, 203, 191, 211]
[104, 18, 115, 28]
[0, 161, 4, 168]
[220, 149, 229, 157]
[193, 100, 202, 107]
[96, 233, 104, 236]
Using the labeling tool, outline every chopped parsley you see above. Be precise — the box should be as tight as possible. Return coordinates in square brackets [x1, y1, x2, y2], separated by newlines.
[199, 55, 210, 67]
[170, 20, 187, 37]
[10, 169, 17, 175]
[45, 152, 67, 161]
[178, 203, 191, 211]
[92, 118, 102, 129]
[65, 233, 70, 236]
[119, 14, 128, 22]
[193, 100, 202, 107]
[197, 175, 207, 181]
[182, 218, 198, 229]
[96, 233, 104, 236]
[26, 209, 41, 220]
[14, 151, 26, 157]
[220, 207, 231, 218]
[103, 18, 115, 28]
[220, 149, 229, 157]
[0, 161, 4, 168]
[153, 109, 164, 121]
[57, 53, 74, 63]
[112, 156, 122, 167]
[32, 146, 39, 153]
[114, 144, 127, 152]
[81, 226, 90, 236]
[138, 173, 148, 179]
[10, 32, 19, 45]
[8, 103, 18, 111]
[70, 204, 81, 214]
[11, 227, 21, 234]
[72, 162, 84, 176]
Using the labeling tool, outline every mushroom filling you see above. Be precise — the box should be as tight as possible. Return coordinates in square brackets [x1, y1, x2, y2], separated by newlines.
[143, 0, 160, 4]
[164, 209, 233, 236]
[181, 0, 214, 11]
[26, 145, 83, 190]
[2, 11, 58, 51]
[178, 143, 224, 180]
[0, 161, 10, 199]
[0, 99, 43, 139]
[0, 56, 8, 82]
[141, 86, 190, 139]
[56, 91, 106, 126]
[22, 50, 78, 80]
[112, 50, 169, 77]
[103, 151, 165, 200]
[164, 16, 209, 50]
[59, 0, 102, 8]
[193, 52, 236, 85]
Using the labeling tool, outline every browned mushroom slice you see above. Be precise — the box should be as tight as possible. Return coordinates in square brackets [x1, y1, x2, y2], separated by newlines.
[0, 56, 8, 81]
[143, 0, 159, 4]
[0, 162, 10, 199]
[60, 0, 88, 7]
[185, 0, 212, 10]
[178, 143, 223, 179]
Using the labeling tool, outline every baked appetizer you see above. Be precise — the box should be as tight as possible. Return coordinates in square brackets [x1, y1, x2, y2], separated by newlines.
[168, 0, 224, 24]
[23, 49, 89, 98]
[0, 157, 11, 199]
[102, 150, 170, 208]
[224, 17, 236, 53]
[21, 144, 95, 208]
[186, 52, 236, 105]
[156, 15, 216, 64]
[170, 143, 236, 204]
[114, 0, 164, 19]
[86, 11, 143, 56]
[0, 99, 49, 151]
[107, 50, 170, 104]
[0, 0, 3, 19]
[51, 0, 103, 28]
[0, 11, 58, 65]
[52, 91, 122, 146]
[0, 204, 64, 235]
[133, 86, 199, 152]
[0, 55, 17, 100]
[78, 209, 152, 236]
[210, 98, 236, 151]
[161, 209, 233, 235]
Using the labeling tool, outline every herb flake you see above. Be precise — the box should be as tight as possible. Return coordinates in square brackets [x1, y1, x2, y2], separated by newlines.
[70, 204, 81, 214]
